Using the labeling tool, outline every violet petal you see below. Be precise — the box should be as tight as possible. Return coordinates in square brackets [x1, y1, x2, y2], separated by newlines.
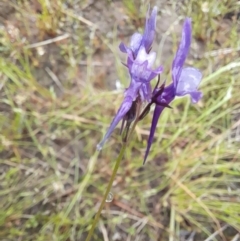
[172, 18, 192, 87]
[142, 6, 158, 52]
[189, 91, 203, 103]
[135, 47, 156, 68]
[97, 96, 133, 150]
[119, 42, 128, 53]
[147, 65, 163, 81]
[156, 83, 175, 104]
[139, 82, 152, 102]
[176, 67, 202, 103]
[130, 33, 143, 56]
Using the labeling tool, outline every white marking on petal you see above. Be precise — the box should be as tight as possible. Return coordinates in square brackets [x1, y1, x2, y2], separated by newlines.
[176, 67, 202, 96]
[135, 47, 156, 68]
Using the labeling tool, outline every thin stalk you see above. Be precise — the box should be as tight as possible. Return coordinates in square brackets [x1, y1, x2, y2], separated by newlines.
[86, 101, 142, 240]
[169, 206, 175, 241]
[85, 142, 127, 241]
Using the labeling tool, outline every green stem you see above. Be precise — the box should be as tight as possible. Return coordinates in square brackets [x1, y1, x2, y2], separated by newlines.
[85, 143, 127, 241]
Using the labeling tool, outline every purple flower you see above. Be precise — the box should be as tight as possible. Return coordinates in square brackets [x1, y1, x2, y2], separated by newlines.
[144, 18, 202, 164]
[97, 7, 163, 150]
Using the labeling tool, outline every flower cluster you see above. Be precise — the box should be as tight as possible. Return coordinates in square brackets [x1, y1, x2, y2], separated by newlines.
[97, 6, 202, 164]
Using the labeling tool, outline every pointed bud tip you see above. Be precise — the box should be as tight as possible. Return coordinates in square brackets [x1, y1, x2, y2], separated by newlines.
[184, 17, 192, 31]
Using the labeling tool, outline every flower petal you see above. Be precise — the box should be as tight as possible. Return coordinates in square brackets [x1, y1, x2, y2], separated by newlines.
[189, 91, 203, 103]
[119, 42, 128, 53]
[136, 47, 156, 68]
[142, 6, 158, 52]
[97, 96, 133, 150]
[124, 78, 141, 99]
[147, 65, 163, 81]
[130, 61, 149, 82]
[130, 58, 163, 85]
[130, 33, 143, 57]
[176, 67, 202, 103]
[155, 83, 175, 104]
[139, 82, 152, 102]
[172, 18, 192, 86]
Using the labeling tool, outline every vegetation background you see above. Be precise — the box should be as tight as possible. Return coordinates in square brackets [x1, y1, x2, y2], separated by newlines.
[0, 0, 240, 240]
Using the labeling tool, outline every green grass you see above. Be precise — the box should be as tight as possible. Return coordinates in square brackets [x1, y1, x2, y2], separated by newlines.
[0, 0, 240, 240]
